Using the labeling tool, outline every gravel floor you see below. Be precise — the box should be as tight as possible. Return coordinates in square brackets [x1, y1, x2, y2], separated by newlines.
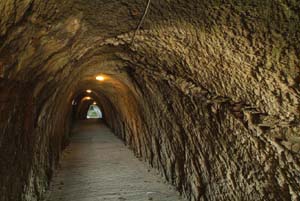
[45, 120, 186, 201]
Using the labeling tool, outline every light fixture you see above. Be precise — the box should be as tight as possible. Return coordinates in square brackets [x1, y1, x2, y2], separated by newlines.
[86, 97, 92, 100]
[86, 89, 92, 93]
[93, 101, 97, 105]
[96, 75, 105, 81]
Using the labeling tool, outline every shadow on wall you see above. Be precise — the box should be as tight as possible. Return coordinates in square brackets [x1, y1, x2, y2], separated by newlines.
[0, 79, 36, 201]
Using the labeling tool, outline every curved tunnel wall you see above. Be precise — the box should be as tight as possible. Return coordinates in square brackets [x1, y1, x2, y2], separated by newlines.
[0, 1, 299, 201]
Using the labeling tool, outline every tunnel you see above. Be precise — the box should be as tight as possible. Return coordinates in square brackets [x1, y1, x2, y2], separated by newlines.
[0, 0, 300, 201]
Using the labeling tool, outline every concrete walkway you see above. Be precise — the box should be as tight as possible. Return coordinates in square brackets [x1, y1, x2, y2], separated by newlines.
[45, 120, 185, 201]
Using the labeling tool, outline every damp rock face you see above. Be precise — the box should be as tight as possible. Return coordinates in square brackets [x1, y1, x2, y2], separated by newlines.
[0, 1, 299, 201]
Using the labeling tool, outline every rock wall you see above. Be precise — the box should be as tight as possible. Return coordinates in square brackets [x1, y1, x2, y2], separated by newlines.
[0, 79, 35, 201]
[0, 0, 299, 201]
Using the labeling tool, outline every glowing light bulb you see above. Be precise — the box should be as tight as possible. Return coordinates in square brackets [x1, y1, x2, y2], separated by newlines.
[86, 89, 92, 93]
[93, 101, 97, 105]
[86, 97, 91, 100]
[96, 75, 105, 81]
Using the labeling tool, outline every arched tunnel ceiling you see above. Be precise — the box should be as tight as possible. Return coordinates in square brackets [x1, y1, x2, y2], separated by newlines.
[0, 1, 300, 201]
[0, 0, 299, 118]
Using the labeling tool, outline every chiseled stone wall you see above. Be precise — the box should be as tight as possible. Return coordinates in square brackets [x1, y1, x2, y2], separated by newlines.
[0, 80, 36, 201]
[0, 0, 299, 201]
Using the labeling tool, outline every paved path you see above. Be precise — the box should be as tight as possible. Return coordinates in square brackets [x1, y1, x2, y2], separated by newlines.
[45, 120, 185, 201]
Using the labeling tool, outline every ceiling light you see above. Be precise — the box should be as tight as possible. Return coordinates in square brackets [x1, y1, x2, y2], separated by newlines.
[86, 97, 92, 100]
[96, 75, 105, 81]
[86, 89, 92, 93]
[93, 101, 97, 105]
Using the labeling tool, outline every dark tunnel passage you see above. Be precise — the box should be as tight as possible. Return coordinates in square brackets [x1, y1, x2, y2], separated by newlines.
[0, 0, 300, 201]
[72, 90, 104, 120]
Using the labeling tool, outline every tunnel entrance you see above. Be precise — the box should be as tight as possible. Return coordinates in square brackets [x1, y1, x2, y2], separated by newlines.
[71, 90, 107, 121]
[86, 104, 103, 119]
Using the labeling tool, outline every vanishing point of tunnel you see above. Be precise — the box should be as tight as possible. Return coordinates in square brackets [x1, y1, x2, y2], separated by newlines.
[0, 1, 300, 201]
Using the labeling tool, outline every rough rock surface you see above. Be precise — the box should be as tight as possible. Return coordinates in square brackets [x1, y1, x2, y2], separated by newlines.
[0, 1, 299, 201]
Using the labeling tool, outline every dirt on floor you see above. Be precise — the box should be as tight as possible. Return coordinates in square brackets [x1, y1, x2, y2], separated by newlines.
[44, 120, 186, 201]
